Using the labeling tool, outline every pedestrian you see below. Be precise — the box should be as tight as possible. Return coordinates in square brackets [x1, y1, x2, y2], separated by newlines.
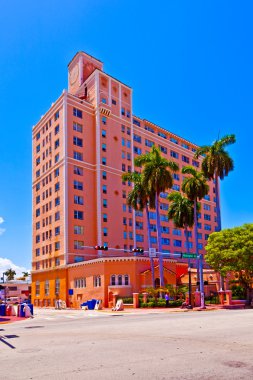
[165, 293, 169, 307]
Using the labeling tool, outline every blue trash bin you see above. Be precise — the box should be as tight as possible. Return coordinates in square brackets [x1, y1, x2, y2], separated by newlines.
[0, 304, 6, 316]
[87, 299, 96, 310]
[20, 304, 26, 317]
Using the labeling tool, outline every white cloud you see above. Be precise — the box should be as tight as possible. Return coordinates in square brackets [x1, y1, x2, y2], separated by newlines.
[0, 228, 6, 236]
[0, 217, 4, 224]
[0, 257, 30, 278]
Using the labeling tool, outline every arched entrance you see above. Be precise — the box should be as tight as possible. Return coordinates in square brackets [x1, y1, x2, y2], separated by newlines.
[155, 278, 160, 288]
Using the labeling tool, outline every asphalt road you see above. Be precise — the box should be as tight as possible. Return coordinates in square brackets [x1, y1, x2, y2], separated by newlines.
[1, 308, 253, 380]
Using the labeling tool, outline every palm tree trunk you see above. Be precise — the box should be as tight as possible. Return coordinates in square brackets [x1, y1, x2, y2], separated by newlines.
[185, 225, 192, 308]
[194, 199, 205, 308]
[194, 199, 199, 284]
[215, 173, 221, 231]
[155, 191, 164, 287]
[146, 204, 155, 287]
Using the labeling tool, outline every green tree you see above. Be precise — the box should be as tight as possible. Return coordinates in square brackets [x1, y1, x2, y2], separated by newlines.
[182, 166, 209, 307]
[135, 146, 179, 287]
[168, 192, 194, 255]
[195, 134, 236, 231]
[4, 268, 16, 281]
[122, 171, 156, 287]
[205, 224, 253, 303]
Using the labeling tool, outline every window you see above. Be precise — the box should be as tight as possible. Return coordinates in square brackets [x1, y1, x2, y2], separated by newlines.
[170, 137, 178, 144]
[36, 221, 40, 230]
[111, 275, 116, 286]
[74, 225, 84, 235]
[73, 122, 83, 132]
[74, 195, 84, 205]
[204, 224, 211, 231]
[55, 226, 60, 236]
[182, 155, 189, 163]
[36, 144, 40, 153]
[123, 231, 127, 239]
[145, 139, 154, 147]
[198, 233, 202, 239]
[54, 168, 60, 177]
[159, 145, 167, 154]
[102, 157, 107, 165]
[135, 221, 143, 230]
[103, 213, 107, 222]
[133, 118, 140, 126]
[192, 160, 199, 168]
[173, 240, 182, 247]
[160, 203, 168, 211]
[101, 97, 106, 104]
[158, 131, 167, 139]
[55, 139, 60, 149]
[74, 166, 83, 175]
[112, 99, 117, 105]
[55, 258, 60, 266]
[35, 248, 40, 257]
[162, 238, 170, 245]
[55, 125, 59, 135]
[102, 143, 106, 152]
[102, 185, 107, 194]
[36, 195, 40, 204]
[133, 134, 141, 143]
[94, 275, 101, 287]
[204, 214, 211, 221]
[150, 236, 157, 244]
[102, 116, 107, 125]
[36, 132, 40, 140]
[124, 275, 129, 285]
[55, 197, 60, 206]
[103, 227, 108, 236]
[173, 229, 182, 236]
[136, 234, 144, 242]
[73, 151, 83, 161]
[181, 143, 189, 149]
[35, 281, 40, 296]
[203, 204, 211, 211]
[198, 243, 203, 249]
[55, 278, 60, 295]
[170, 150, 179, 159]
[161, 226, 169, 233]
[134, 146, 142, 155]
[36, 183, 40, 191]
[36, 157, 40, 166]
[36, 170, 40, 178]
[145, 125, 154, 133]
[55, 182, 60, 192]
[36, 234, 40, 243]
[172, 184, 180, 191]
[204, 195, 210, 201]
[121, 107, 125, 116]
[55, 153, 60, 163]
[127, 140, 131, 148]
[74, 180, 83, 190]
[102, 129, 106, 138]
[73, 108, 82, 118]
[185, 230, 192, 237]
[149, 212, 156, 219]
[55, 211, 60, 221]
[74, 277, 86, 288]
[118, 275, 123, 285]
[54, 111, 59, 120]
[55, 242, 60, 251]
[122, 163, 126, 171]
[74, 240, 84, 249]
[74, 210, 83, 220]
[103, 199, 107, 208]
[205, 234, 209, 241]
[173, 173, 180, 181]
[73, 136, 83, 147]
[36, 262, 40, 270]
[184, 242, 193, 249]
[102, 171, 107, 180]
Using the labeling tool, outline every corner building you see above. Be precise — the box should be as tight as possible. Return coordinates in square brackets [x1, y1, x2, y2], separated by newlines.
[32, 52, 217, 307]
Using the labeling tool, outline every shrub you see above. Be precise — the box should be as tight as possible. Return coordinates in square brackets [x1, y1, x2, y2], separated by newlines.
[147, 301, 155, 308]
[121, 297, 133, 304]
[157, 301, 166, 307]
[141, 302, 148, 308]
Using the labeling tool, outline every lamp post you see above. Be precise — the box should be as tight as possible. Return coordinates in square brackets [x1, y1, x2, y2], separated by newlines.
[188, 263, 193, 309]
[1, 272, 6, 304]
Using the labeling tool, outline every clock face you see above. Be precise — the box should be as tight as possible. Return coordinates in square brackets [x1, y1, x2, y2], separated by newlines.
[70, 65, 79, 85]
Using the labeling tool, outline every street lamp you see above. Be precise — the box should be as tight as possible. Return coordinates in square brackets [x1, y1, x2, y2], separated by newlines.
[188, 264, 193, 309]
[1, 272, 7, 304]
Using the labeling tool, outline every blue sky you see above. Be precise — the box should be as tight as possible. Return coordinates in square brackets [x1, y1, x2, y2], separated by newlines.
[0, 0, 252, 271]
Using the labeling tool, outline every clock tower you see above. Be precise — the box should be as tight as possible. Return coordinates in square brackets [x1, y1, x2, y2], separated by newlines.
[68, 51, 103, 95]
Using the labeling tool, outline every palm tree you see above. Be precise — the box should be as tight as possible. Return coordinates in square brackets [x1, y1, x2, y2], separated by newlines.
[135, 146, 179, 287]
[168, 192, 195, 307]
[4, 268, 16, 281]
[122, 171, 156, 287]
[194, 134, 236, 231]
[181, 166, 209, 308]
[22, 271, 29, 279]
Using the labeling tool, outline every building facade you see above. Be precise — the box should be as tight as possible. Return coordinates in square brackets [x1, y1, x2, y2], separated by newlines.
[31, 52, 217, 306]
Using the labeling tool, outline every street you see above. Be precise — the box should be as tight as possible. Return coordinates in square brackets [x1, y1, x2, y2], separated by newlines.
[1, 308, 253, 379]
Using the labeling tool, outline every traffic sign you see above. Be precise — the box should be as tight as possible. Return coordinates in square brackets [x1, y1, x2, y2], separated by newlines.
[182, 253, 197, 259]
[149, 248, 156, 258]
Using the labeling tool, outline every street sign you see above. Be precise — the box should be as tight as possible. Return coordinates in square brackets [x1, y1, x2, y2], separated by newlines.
[182, 253, 197, 259]
[149, 248, 156, 258]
